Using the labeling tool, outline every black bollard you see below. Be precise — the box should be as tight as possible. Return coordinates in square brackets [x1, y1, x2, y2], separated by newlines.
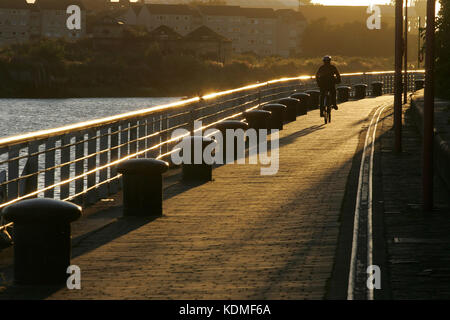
[117, 158, 169, 217]
[353, 84, 368, 99]
[261, 103, 287, 130]
[213, 120, 249, 163]
[305, 90, 321, 109]
[290, 92, 309, 116]
[244, 110, 272, 130]
[415, 79, 425, 91]
[337, 86, 351, 102]
[371, 81, 383, 97]
[278, 97, 299, 123]
[2, 198, 82, 285]
[181, 136, 216, 182]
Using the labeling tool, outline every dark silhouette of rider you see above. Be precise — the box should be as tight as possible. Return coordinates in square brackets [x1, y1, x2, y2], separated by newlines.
[315, 56, 341, 117]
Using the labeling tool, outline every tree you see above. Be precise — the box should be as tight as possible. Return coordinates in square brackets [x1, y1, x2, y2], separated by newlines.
[300, 18, 396, 58]
[298, 0, 313, 6]
[435, 0, 450, 98]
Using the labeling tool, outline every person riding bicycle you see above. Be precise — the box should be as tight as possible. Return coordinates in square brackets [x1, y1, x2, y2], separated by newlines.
[315, 56, 341, 117]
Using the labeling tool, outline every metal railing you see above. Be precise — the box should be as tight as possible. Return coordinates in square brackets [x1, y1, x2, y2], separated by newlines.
[0, 70, 424, 225]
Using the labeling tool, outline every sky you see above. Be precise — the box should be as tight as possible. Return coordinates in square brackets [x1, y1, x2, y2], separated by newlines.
[311, 0, 391, 5]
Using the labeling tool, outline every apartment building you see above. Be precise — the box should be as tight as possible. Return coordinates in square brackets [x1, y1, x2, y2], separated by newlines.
[276, 9, 306, 57]
[0, 1, 306, 57]
[128, 4, 305, 57]
[0, 0, 31, 47]
[0, 0, 87, 47]
[35, 0, 86, 39]
[240, 7, 277, 56]
[197, 5, 244, 54]
[136, 4, 202, 36]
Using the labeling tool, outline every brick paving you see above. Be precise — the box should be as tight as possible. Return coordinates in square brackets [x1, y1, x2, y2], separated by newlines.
[0, 96, 394, 300]
[379, 101, 450, 299]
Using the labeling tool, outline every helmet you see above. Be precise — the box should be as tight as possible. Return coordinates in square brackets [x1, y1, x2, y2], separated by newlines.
[323, 55, 332, 62]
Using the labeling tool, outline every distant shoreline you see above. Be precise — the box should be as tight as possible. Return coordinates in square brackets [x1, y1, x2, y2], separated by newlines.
[0, 86, 187, 99]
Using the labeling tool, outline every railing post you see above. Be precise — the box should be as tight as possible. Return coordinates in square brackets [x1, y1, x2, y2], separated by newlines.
[423, 0, 436, 211]
[7, 145, 19, 201]
[86, 129, 97, 205]
[161, 113, 168, 157]
[145, 116, 155, 159]
[394, 0, 404, 153]
[109, 124, 119, 194]
[138, 119, 146, 159]
[154, 115, 161, 159]
[74, 132, 85, 204]
[44, 138, 56, 199]
[0, 170, 6, 205]
[20, 141, 38, 198]
[120, 121, 130, 169]
[129, 120, 138, 156]
[98, 127, 109, 198]
[60, 136, 71, 200]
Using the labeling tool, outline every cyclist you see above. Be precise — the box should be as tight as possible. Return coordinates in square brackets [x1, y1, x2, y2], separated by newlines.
[315, 56, 341, 117]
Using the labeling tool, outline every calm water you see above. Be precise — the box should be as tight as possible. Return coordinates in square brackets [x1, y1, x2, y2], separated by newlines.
[0, 97, 180, 139]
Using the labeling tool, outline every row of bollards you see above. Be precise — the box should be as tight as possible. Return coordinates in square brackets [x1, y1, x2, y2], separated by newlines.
[1, 79, 406, 286]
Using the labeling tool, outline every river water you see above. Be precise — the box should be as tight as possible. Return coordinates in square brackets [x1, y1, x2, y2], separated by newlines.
[0, 97, 180, 139]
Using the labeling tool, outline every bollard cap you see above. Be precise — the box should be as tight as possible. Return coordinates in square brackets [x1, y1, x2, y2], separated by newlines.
[353, 84, 368, 88]
[371, 81, 383, 85]
[279, 97, 300, 103]
[214, 120, 249, 132]
[117, 158, 169, 175]
[262, 103, 287, 111]
[243, 110, 272, 120]
[291, 93, 310, 99]
[2, 198, 82, 224]
[305, 89, 321, 94]
[337, 86, 351, 90]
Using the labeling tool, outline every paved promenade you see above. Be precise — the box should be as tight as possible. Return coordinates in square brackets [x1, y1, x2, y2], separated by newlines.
[0, 96, 394, 299]
[379, 100, 450, 299]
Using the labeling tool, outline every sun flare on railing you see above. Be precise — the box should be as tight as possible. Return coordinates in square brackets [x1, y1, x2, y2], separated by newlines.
[0, 70, 425, 213]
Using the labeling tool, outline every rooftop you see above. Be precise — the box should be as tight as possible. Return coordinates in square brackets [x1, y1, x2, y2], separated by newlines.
[0, 0, 29, 9]
[184, 25, 230, 42]
[144, 4, 200, 17]
[197, 5, 242, 17]
[34, 0, 85, 10]
[148, 25, 183, 40]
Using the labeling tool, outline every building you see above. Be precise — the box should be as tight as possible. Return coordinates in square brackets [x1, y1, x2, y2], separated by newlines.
[183, 25, 232, 63]
[92, 14, 124, 47]
[137, 4, 202, 36]
[275, 9, 306, 57]
[197, 5, 244, 54]
[0, 1, 307, 57]
[132, 4, 303, 57]
[0, 0, 31, 47]
[34, 0, 86, 40]
[147, 24, 183, 54]
[239, 7, 277, 56]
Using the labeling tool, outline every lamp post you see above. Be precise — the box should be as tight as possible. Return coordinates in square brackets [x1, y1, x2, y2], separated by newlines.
[423, 0, 436, 211]
[404, 1, 408, 104]
[394, 0, 404, 153]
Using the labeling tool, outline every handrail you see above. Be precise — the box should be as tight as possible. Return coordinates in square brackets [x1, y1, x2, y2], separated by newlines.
[0, 69, 425, 148]
[0, 70, 424, 215]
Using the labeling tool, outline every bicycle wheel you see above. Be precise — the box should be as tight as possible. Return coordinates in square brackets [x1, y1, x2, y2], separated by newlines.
[323, 95, 328, 124]
[327, 106, 331, 123]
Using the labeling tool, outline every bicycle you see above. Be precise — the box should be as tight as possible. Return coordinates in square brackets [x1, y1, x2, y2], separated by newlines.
[322, 90, 332, 124]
